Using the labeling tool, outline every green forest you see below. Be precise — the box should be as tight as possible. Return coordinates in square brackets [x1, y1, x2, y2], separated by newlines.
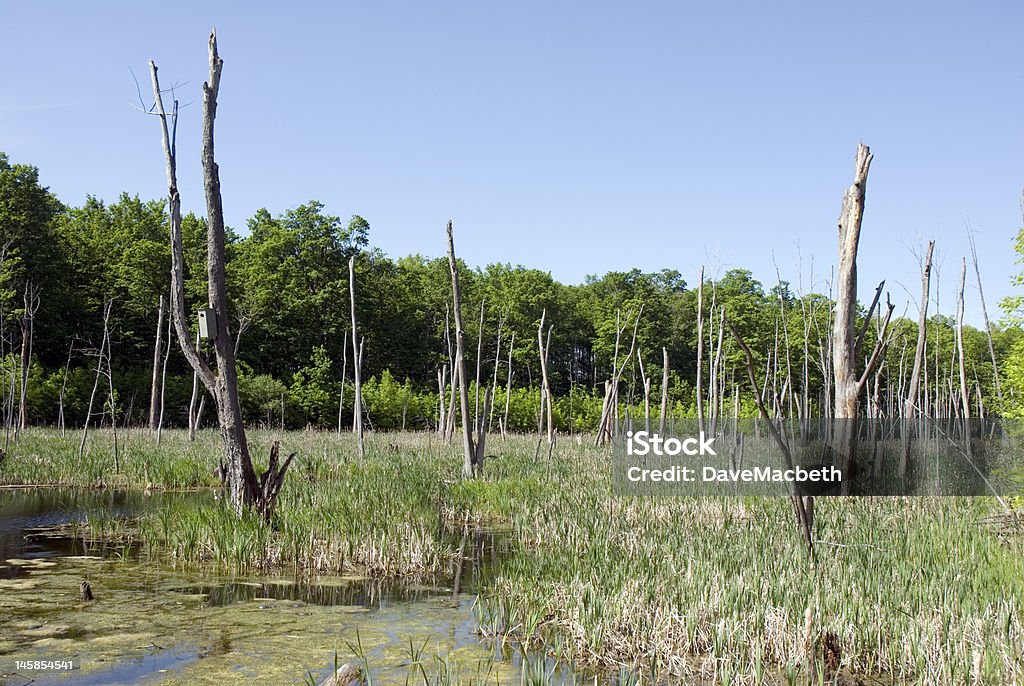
[2, 150, 1022, 436]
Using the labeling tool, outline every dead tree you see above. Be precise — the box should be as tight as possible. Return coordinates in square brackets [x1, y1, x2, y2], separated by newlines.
[659, 347, 669, 434]
[337, 328, 348, 435]
[17, 281, 40, 435]
[446, 220, 477, 477]
[348, 255, 365, 458]
[474, 300, 485, 429]
[695, 266, 705, 434]
[727, 319, 814, 557]
[488, 311, 504, 432]
[595, 306, 643, 446]
[502, 332, 515, 438]
[149, 31, 291, 517]
[148, 294, 165, 431]
[187, 331, 201, 441]
[637, 349, 651, 434]
[57, 339, 76, 437]
[156, 314, 172, 445]
[901, 240, 934, 472]
[537, 309, 554, 444]
[966, 224, 1001, 402]
[832, 144, 893, 492]
[79, 299, 113, 461]
[956, 258, 971, 445]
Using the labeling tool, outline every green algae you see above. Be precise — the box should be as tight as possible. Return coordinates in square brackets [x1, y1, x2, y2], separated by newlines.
[0, 551, 517, 686]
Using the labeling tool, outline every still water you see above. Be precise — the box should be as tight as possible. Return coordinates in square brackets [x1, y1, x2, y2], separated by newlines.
[0, 488, 539, 686]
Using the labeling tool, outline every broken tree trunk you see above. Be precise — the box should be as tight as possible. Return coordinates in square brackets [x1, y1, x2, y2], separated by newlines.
[833, 144, 889, 494]
[446, 220, 477, 477]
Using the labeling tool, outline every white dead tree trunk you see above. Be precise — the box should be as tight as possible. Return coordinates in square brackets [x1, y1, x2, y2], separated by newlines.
[156, 314, 171, 445]
[966, 225, 1001, 402]
[348, 255, 365, 458]
[956, 258, 971, 432]
[148, 293, 165, 431]
[474, 300, 485, 429]
[695, 266, 705, 434]
[149, 31, 291, 517]
[904, 241, 934, 419]
[637, 349, 651, 434]
[502, 332, 515, 438]
[446, 220, 477, 477]
[832, 143, 893, 493]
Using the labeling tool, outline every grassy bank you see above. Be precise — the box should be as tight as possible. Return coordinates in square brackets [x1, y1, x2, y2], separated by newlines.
[2, 428, 1022, 684]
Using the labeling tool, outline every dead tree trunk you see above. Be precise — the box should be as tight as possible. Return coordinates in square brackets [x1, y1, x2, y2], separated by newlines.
[149, 31, 291, 518]
[57, 340, 75, 437]
[348, 255, 365, 458]
[832, 144, 892, 493]
[148, 294, 165, 431]
[695, 266, 705, 434]
[956, 258, 971, 448]
[474, 300, 485, 430]
[502, 333, 514, 439]
[659, 347, 669, 434]
[727, 319, 814, 557]
[337, 328, 347, 435]
[446, 220, 477, 477]
[537, 310, 554, 444]
[17, 282, 39, 435]
[156, 314, 171, 445]
[966, 225, 1001, 402]
[901, 240, 934, 472]
[637, 350, 651, 434]
[80, 299, 113, 461]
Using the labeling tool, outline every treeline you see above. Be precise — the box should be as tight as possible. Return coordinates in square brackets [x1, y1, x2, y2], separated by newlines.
[1, 151, 1021, 432]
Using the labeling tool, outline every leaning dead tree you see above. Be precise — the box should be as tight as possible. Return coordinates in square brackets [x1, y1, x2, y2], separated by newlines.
[832, 143, 893, 493]
[148, 293, 165, 431]
[901, 240, 934, 473]
[447, 220, 479, 477]
[149, 31, 292, 517]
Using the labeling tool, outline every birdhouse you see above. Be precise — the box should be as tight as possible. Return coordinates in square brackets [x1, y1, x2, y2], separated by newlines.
[198, 308, 217, 339]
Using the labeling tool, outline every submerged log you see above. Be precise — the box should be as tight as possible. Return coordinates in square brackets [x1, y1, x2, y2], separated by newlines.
[318, 662, 361, 686]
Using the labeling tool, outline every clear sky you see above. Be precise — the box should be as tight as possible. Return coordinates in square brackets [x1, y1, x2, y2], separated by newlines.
[3, 2, 1022, 325]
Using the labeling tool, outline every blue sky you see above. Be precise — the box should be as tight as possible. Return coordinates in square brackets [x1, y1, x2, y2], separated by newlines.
[3, 2, 1022, 325]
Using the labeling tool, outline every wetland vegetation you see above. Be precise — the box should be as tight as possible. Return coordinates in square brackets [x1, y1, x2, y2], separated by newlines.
[2, 428, 1022, 684]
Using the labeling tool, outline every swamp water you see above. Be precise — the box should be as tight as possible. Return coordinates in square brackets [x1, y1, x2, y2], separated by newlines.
[0, 489, 552, 686]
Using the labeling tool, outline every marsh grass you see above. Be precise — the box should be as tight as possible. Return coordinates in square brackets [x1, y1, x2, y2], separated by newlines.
[2, 428, 1022, 684]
